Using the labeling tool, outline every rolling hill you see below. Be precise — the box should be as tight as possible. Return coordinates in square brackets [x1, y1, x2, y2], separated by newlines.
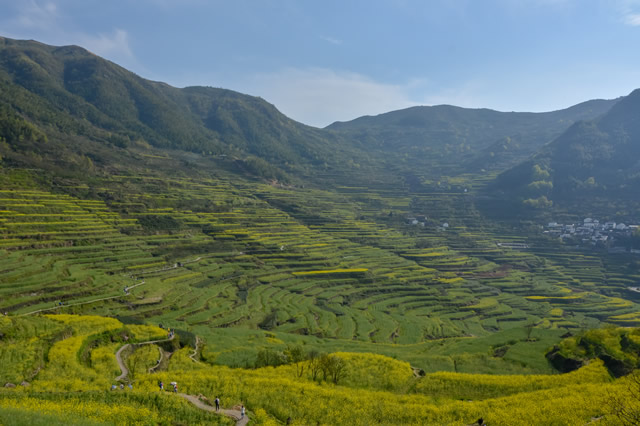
[0, 36, 366, 183]
[494, 88, 640, 215]
[0, 36, 621, 190]
[327, 98, 618, 179]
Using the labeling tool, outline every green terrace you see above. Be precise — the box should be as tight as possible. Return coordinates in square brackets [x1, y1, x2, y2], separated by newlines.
[1, 173, 639, 372]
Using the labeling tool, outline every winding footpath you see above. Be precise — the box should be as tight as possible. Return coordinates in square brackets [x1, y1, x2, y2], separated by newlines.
[189, 336, 202, 363]
[114, 336, 249, 425]
[178, 393, 249, 426]
[115, 334, 174, 381]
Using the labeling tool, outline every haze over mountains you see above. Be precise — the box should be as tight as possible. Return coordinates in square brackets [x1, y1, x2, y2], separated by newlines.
[0, 36, 638, 212]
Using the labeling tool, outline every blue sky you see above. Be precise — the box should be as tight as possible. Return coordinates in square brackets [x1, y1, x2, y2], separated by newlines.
[1, 0, 640, 127]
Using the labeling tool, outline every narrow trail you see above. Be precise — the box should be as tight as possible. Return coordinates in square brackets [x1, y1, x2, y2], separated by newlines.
[130, 257, 203, 277]
[18, 255, 204, 317]
[18, 283, 144, 317]
[189, 336, 202, 363]
[114, 335, 248, 424]
[148, 346, 166, 373]
[124, 280, 147, 293]
[178, 393, 249, 426]
[115, 334, 175, 381]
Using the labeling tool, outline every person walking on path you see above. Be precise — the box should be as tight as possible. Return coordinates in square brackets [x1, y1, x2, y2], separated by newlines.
[241, 405, 245, 419]
[159, 381, 164, 391]
[215, 396, 220, 411]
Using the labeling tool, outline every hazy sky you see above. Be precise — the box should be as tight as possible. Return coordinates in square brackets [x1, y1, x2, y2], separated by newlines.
[1, 0, 640, 127]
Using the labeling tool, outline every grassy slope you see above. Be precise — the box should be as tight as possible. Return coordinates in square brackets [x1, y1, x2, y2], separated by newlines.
[1, 314, 637, 425]
[1, 164, 638, 375]
[492, 88, 640, 216]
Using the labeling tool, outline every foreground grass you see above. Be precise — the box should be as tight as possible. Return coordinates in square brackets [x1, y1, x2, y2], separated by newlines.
[1, 314, 637, 425]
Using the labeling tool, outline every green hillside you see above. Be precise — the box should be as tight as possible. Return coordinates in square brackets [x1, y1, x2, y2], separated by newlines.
[493, 88, 640, 216]
[2, 36, 640, 425]
[0, 36, 372, 184]
[1, 314, 638, 425]
[327, 99, 617, 181]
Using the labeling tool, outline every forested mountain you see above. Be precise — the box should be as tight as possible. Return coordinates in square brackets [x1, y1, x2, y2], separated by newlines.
[494, 88, 640, 211]
[0, 37, 620, 189]
[0, 36, 359, 181]
[327, 99, 618, 174]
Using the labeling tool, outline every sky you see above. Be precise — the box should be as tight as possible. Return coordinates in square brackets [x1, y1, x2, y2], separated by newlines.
[1, 0, 640, 127]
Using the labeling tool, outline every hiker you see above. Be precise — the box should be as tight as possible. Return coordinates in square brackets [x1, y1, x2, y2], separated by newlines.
[111, 384, 116, 391]
[172, 382, 178, 393]
[120, 384, 124, 390]
[241, 405, 245, 418]
[128, 383, 133, 390]
[159, 381, 164, 391]
[215, 396, 220, 411]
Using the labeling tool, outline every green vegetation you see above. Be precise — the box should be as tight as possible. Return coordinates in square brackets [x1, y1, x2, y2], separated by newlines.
[493, 89, 640, 215]
[1, 36, 640, 424]
[1, 314, 638, 425]
[547, 327, 640, 376]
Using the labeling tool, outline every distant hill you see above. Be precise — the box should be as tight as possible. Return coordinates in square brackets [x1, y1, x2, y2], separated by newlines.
[0, 36, 358, 182]
[493, 88, 640, 213]
[327, 100, 618, 176]
[0, 36, 623, 191]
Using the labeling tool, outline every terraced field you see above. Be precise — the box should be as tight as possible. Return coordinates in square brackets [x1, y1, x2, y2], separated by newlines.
[2, 172, 638, 371]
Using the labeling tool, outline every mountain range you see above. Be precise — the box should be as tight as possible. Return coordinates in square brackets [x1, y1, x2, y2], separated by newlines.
[1, 36, 638, 214]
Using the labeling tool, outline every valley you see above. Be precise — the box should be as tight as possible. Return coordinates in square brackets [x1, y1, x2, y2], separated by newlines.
[1, 36, 640, 424]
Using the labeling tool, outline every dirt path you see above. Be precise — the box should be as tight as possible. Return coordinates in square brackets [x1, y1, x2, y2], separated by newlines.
[189, 336, 202, 363]
[148, 346, 166, 373]
[115, 334, 174, 381]
[131, 257, 203, 277]
[124, 280, 147, 293]
[114, 335, 247, 424]
[178, 393, 249, 426]
[19, 281, 146, 317]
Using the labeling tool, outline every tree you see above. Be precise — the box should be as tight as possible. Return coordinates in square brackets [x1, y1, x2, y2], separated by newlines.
[318, 354, 348, 384]
[609, 370, 640, 425]
[308, 351, 322, 381]
[255, 348, 285, 368]
[284, 345, 306, 378]
[524, 322, 536, 341]
[328, 356, 347, 384]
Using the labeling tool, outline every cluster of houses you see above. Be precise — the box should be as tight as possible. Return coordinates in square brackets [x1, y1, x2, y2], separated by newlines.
[544, 217, 639, 252]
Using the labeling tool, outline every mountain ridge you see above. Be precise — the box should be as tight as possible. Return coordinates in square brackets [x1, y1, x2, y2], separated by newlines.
[0, 36, 628, 188]
[492, 88, 640, 214]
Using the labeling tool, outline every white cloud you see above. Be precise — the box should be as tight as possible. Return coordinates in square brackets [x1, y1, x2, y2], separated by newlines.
[9, 0, 58, 30]
[624, 12, 640, 25]
[0, 1, 136, 68]
[80, 29, 133, 61]
[320, 35, 343, 45]
[614, 0, 640, 25]
[239, 68, 426, 127]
